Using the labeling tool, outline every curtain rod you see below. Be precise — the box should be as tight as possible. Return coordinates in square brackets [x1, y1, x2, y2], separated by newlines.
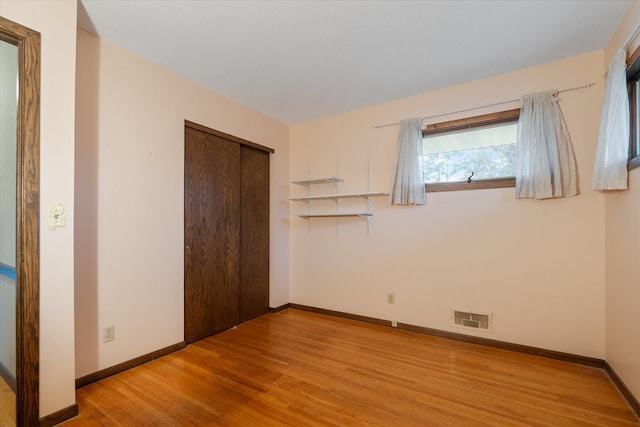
[623, 22, 640, 50]
[374, 82, 596, 129]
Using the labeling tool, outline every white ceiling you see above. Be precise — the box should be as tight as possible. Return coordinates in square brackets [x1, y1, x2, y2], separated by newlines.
[78, 0, 631, 125]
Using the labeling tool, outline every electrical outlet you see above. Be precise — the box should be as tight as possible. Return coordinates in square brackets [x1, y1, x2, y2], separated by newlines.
[391, 320, 398, 328]
[387, 293, 395, 304]
[103, 325, 115, 343]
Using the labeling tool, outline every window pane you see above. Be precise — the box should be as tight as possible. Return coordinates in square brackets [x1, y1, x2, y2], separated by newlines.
[422, 122, 517, 183]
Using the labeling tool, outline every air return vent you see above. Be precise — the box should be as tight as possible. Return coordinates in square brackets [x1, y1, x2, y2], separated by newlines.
[452, 309, 492, 332]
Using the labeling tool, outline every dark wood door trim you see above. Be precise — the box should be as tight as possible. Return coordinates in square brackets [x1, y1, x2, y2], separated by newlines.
[185, 120, 275, 154]
[0, 16, 41, 427]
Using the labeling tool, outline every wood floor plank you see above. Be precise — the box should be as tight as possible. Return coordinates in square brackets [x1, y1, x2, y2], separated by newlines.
[63, 309, 640, 426]
[0, 375, 16, 426]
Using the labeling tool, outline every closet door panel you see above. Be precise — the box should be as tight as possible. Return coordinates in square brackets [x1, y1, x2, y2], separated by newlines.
[184, 128, 240, 343]
[239, 146, 270, 323]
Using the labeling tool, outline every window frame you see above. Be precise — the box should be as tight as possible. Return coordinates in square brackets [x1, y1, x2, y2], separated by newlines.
[627, 44, 640, 171]
[422, 108, 520, 192]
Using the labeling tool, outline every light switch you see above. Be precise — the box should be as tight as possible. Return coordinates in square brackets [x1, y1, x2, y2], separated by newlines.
[47, 202, 67, 230]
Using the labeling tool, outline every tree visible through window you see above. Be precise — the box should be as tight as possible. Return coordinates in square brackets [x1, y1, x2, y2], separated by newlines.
[421, 109, 519, 192]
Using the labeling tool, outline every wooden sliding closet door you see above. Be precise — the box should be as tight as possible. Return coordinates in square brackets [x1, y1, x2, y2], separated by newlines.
[239, 146, 270, 323]
[184, 127, 240, 343]
[184, 121, 272, 344]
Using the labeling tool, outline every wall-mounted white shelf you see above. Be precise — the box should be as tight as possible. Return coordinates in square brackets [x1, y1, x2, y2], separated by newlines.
[289, 191, 388, 202]
[292, 177, 344, 186]
[299, 213, 373, 219]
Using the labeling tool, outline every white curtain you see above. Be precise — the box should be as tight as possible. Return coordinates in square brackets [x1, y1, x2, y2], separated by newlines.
[389, 118, 426, 205]
[515, 90, 578, 199]
[592, 48, 629, 191]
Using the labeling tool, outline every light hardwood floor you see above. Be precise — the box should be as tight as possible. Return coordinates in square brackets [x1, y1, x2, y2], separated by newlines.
[63, 309, 639, 426]
[0, 375, 16, 426]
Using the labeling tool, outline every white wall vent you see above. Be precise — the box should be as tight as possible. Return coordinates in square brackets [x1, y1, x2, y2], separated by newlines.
[451, 309, 492, 332]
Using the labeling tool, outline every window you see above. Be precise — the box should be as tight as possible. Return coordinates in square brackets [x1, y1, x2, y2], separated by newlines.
[628, 44, 640, 170]
[422, 109, 519, 192]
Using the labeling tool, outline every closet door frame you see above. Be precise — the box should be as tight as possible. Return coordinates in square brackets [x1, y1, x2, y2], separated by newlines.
[185, 121, 275, 154]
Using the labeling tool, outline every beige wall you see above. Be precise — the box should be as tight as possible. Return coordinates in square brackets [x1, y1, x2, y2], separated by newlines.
[74, 29, 290, 378]
[290, 51, 606, 358]
[0, 0, 78, 418]
[603, 0, 640, 404]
